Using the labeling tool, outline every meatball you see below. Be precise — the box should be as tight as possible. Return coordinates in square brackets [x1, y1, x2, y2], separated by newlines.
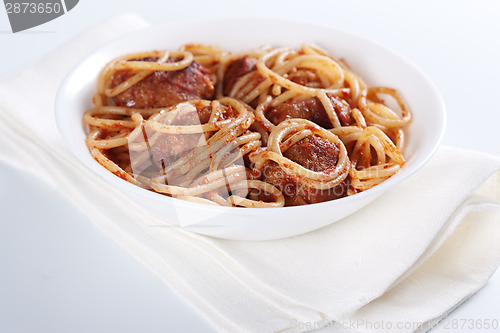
[266, 95, 353, 129]
[111, 58, 215, 108]
[283, 135, 338, 172]
[223, 56, 263, 96]
[260, 135, 348, 205]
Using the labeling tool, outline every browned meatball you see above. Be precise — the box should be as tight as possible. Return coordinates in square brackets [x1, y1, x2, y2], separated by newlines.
[283, 135, 338, 171]
[266, 95, 354, 129]
[260, 135, 348, 205]
[111, 59, 215, 108]
[223, 56, 263, 96]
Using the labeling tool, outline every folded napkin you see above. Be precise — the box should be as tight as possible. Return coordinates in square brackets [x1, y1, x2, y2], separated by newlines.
[1, 14, 499, 333]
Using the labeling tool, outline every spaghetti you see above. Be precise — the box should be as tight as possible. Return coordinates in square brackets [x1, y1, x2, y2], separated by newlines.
[84, 44, 412, 207]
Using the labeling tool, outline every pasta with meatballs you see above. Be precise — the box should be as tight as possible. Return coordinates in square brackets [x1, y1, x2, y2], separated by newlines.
[83, 44, 412, 207]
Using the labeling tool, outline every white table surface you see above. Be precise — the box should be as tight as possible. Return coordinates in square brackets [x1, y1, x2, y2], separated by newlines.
[1, 0, 499, 332]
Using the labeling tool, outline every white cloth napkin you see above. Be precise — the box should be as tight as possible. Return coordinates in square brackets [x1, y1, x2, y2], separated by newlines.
[1, 14, 500, 333]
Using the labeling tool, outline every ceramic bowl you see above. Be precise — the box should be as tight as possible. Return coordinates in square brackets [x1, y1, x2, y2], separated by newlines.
[55, 18, 445, 240]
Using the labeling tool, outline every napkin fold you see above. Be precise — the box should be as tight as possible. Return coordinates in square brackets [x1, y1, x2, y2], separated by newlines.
[1, 14, 499, 333]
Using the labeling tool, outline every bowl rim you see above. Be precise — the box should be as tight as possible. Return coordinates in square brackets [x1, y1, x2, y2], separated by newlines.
[55, 17, 446, 216]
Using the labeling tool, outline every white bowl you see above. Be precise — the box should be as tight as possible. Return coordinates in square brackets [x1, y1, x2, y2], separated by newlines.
[55, 18, 445, 240]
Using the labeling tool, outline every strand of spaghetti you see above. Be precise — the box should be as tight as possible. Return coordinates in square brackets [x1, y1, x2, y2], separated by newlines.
[150, 118, 233, 134]
[206, 192, 234, 206]
[85, 106, 165, 117]
[228, 180, 285, 208]
[317, 90, 341, 128]
[235, 131, 261, 146]
[238, 140, 262, 157]
[90, 148, 137, 184]
[352, 163, 401, 179]
[248, 119, 270, 146]
[339, 133, 362, 145]
[394, 128, 405, 152]
[113, 51, 193, 71]
[351, 108, 367, 128]
[130, 173, 154, 189]
[217, 96, 253, 116]
[268, 89, 299, 108]
[95, 62, 118, 106]
[281, 129, 313, 152]
[208, 100, 222, 123]
[350, 176, 388, 191]
[215, 54, 231, 99]
[188, 164, 245, 187]
[329, 125, 363, 137]
[175, 195, 220, 206]
[84, 108, 145, 131]
[106, 71, 153, 97]
[349, 162, 401, 191]
[83, 111, 136, 130]
[271, 83, 281, 96]
[343, 70, 363, 105]
[86, 130, 129, 149]
[215, 54, 231, 98]
[254, 103, 275, 131]
[360, 138, 372, 168]
[358, 87, 412, 128]
[151, 165, 247, 196]
[368, 134, 387, 164]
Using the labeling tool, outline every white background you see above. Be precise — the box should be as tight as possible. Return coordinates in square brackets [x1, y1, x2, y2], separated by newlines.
[1, 0, 499, 332]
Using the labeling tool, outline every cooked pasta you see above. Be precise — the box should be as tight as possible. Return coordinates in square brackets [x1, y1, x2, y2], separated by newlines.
[83, 44, 412, 207]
